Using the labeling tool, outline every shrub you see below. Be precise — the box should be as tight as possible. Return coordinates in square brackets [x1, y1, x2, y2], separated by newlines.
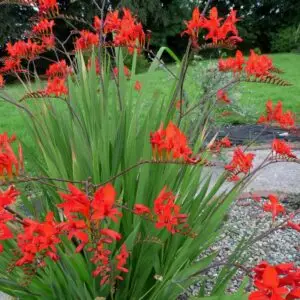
[271, 25, 300, 53]
[0, 3, 299, 300]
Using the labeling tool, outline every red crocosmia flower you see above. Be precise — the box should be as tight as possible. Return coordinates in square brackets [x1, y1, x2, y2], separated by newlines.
[225, 147, 255, 181]
[202, 7, 241, 44]
[272, 139, 297, 159]
[116, 244, 129, 275]
[32, 19, 54, 35]
[0, 75, 5, 88]
[94, 16, 102, 32]
[249, 266, 289, 300]
[90, 241, 112, 285]
[133, 204, 151, 215]
[209, 137, 232, 153]
[112, 8, 146, 54]
[0, 57, 22, 74]
[251, 262, 300, 300]
[58, 183, 90, 219]
[263, 194, 285, 221]
[258, 100, 296, 129]
[182, 7, 203, 47]
[16, 212, 61, 266]
[38, 0, 59, 15]
[153, 187, 188, 234]
[75, 30, 99, 51]
[217, 89, 231, 104]
[100, 228, 122, 243]
[6, 40, 44, 60]
[245, 50, 273, 78]
[218, 50, 244, 74]
[41, 34, 55, 50]
[59, 218, 89, 252]
[45, 77, 68, 96]
[0, 135, 23, 180]
[220, 137, 232, 148]
[0, 186, 20, 210]
[91, 184, 122, 222]
[104, 10, 121, 34]
[134, 80, 142, 91]
[287, 221, 300, 232]
[46, 60, 72, 79]
[150, 121, 198, 163]
[0, 222, 14, 251]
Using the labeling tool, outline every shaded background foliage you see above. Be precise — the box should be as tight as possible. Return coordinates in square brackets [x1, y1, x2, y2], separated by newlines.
[0, 0, 300, 67]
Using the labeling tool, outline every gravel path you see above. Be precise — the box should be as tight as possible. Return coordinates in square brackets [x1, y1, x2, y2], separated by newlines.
[181, 196, 300, 298]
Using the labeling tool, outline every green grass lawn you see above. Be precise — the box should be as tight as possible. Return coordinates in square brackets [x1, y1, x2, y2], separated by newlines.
[1, 53, 299, 145]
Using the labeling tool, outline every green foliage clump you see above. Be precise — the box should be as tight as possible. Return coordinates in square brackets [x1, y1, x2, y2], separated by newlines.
[271, 25, 300, 53]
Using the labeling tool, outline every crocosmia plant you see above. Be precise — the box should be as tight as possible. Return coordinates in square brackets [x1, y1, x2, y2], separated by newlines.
[0, 0, 299, 299]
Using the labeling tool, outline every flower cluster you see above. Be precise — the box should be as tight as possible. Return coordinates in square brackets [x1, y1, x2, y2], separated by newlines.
[113, 66, 131, 79]
[262, 194, 286, 221]
[0, 133, 23, 180]
[58, 183, 127, 285]
[272, 139, 297, 160]
[219, 50, 275, 79]
[134, 187, 192, 235]
[75, 30, 99, 51]
[209, 136, 232, 153]
[45, 60, 72, 96]
[0, 1, 56, 78]
[182, 7, 241, 47]
[16, 212, 61, 266]
[150, 122, 201, 164]
[258, 100, 296, 129]
[249, 261, 300, 300]
[0, 186, 20, 253]
[224, 147, 255, 181]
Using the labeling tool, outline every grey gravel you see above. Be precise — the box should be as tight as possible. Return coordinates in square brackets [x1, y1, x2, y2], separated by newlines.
[180, 196, 300, 299]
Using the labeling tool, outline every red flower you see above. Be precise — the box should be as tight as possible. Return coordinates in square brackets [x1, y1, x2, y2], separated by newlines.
[150, 121, 196, 163]
[209, 137, 232, 153]
[202, 7, 241, 44]
[58, 183, 90, 219]
[287, 221, 300, 232]
[258, 100, 296, 129]
[16, 212, 61, 266]
[154, 187, 188, 234]
[272, 139, 297, 159]
[218, 50, 244, 73]
[0, 75, 4, 88]
[0, 57, 22, 74]
[75, 30, 99, 51]
[41, 34, 55, 50]
[220, 137, 232, 148]
[112, 9, 146, 54]
[263, 194, 285, 221]
[251, 262, 300, 300]
[249, 266, 289, 300]
[100, 228, 122, 243]
[104, 10, 121, 34]
[217, 89, 231, 104]
[182, 7, 204, 47]
[91, 184, 122, 222]
[94, 16, 102, 32]
[133, 204, 151, 216]
[6, 40, 44, 60]
[245, 50, 273, 78]
[134, 80, 142, 91]
[59, 218, 89, 252]
[46, 60, 72, 79]
[0, 186, 20, 210]
[116, 244, 129, 275]
[45, 77, 68, 96]
[38, 0, 59, 16]
[32, 19, 54, 35]
[225, 147, 255, 181]
[0, 134, 23, 180]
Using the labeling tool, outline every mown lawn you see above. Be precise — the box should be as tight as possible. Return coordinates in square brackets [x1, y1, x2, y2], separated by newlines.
[0, 53, 299, 144]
